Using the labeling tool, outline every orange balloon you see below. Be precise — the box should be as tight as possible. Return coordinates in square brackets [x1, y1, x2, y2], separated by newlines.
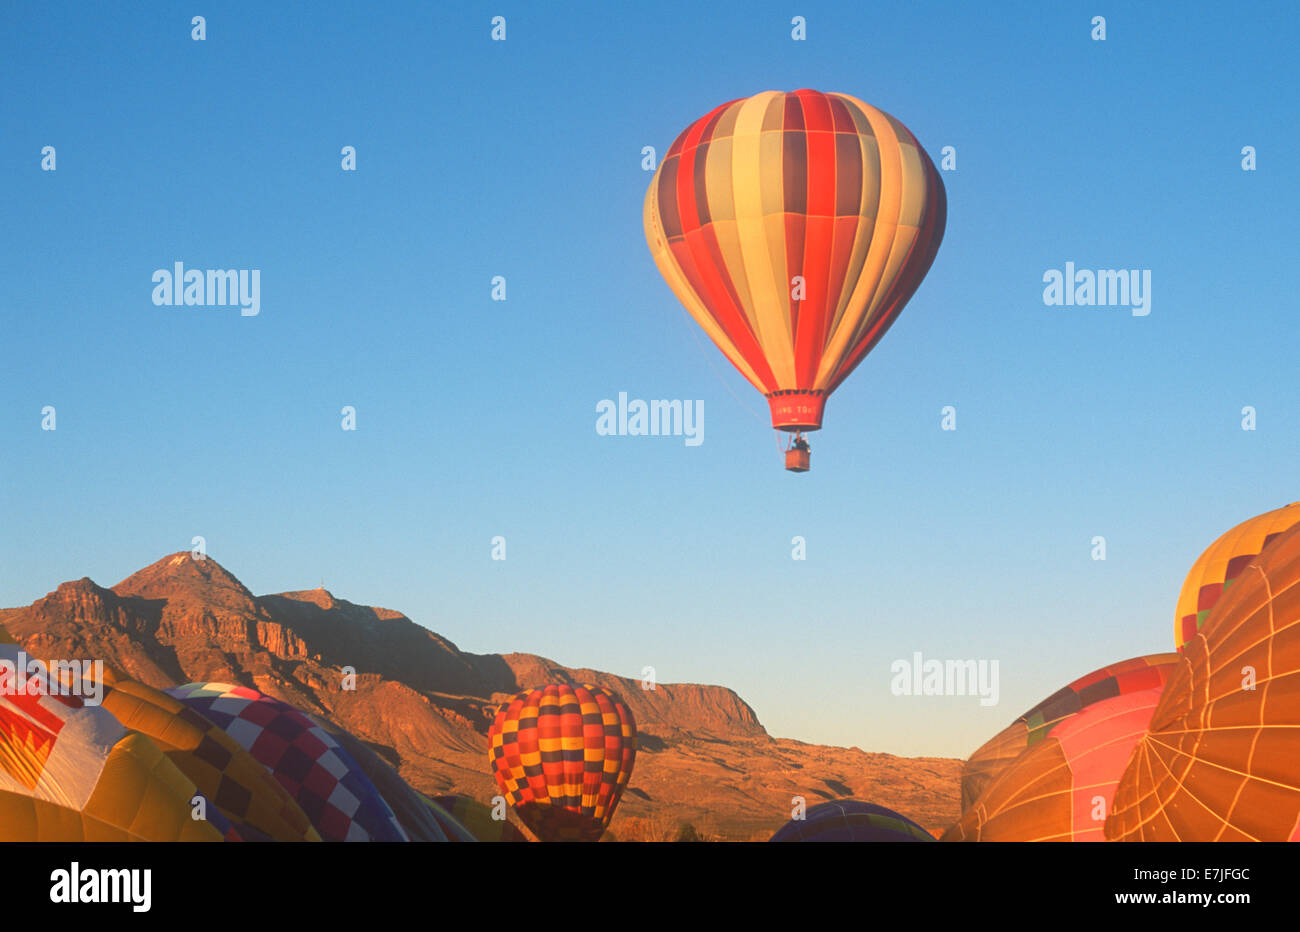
[1108, 522, 1300, 840]
[1174, 502, 1300, 649]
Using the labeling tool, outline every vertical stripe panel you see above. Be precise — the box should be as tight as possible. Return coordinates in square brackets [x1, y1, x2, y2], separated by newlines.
[793, 89, 838, 385]
[814, 94, 905, 387]
[731, 92, 796, 386]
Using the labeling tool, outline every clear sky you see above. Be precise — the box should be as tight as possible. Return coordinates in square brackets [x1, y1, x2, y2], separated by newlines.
[2, 1, 1297, 758]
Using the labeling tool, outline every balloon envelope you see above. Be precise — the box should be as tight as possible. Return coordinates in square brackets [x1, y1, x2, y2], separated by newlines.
[960, 653, 1178, 811]
[644, 90, 946, 435]
[1108, 522, 1300, 841]
[311, 716, 466, 842]
[770, 800, 933, 842]
[98, 672, 319, 841]
[945, 684, 1166, 841]
[167, 682, 408, 841]
[488, 684, 636, 841]
[432, 794, 528, 842]
[1174, 501, 1300, 649]
[0, 646, 224, 841]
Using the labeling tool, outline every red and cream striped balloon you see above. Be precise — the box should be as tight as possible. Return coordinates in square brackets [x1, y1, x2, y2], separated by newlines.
[644, 89, 946, 433]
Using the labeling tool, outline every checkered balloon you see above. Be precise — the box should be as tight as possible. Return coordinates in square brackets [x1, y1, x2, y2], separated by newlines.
[488, 684, 636, 842]
[167, 682, 408, 842]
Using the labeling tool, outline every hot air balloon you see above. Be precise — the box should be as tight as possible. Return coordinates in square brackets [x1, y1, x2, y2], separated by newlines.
[411, 794, 493, 842]
[770, 799, 933, 842]
[97, 672, 320, 842]
[944, 682, 1168, 841]
[488, 684, 636, 841]
[319, 719, 471, 842]
[1107, 522, 1300, 841]
[644, 89, 946, 471]
[1173, 501, 1300, 650]
[432, 794, 529, 842]
[167, 682, 408, 841]
[0, 645, 225, 841]
[959, 653, 1178, 812]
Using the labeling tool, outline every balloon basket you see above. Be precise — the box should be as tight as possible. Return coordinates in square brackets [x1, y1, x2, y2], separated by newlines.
[785, 448, 811, 473]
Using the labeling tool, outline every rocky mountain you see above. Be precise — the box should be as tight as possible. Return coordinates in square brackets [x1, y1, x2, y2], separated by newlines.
[0, 552, 961, 840]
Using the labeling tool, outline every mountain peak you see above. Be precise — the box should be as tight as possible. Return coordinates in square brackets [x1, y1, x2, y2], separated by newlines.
[112, 552, 257, 613]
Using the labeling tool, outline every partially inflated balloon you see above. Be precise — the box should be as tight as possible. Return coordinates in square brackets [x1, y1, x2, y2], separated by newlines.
[414, 795, 485, 842]
[96, 672, 319, 841]
[167, 682, 408, 841]
[770, 800, 933, 842]
[960, 654, 1178, 811]
[644, 90, 945, 445]
[1174, 502, 1300, 649]
[318, 721, 467, 842]
[432, 794, 528, 842]
[944, 683, 1167, 841]
[1108, 522, 1300, 841]
[0, 646, 224, 841]
[488, 684, 636, 841]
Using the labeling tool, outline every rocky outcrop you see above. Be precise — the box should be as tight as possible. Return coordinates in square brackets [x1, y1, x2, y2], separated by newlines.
[491, 653, 766, 739]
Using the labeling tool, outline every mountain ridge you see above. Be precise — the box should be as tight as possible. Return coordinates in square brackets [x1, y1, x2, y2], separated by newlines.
[0, 551, 961, 840]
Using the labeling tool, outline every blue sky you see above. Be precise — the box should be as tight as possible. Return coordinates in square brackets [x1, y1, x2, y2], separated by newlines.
[1, 1, 1297, 757]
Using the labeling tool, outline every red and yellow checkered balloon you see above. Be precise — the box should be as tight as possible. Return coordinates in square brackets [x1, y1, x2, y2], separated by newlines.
[488, 684, 636, 841]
